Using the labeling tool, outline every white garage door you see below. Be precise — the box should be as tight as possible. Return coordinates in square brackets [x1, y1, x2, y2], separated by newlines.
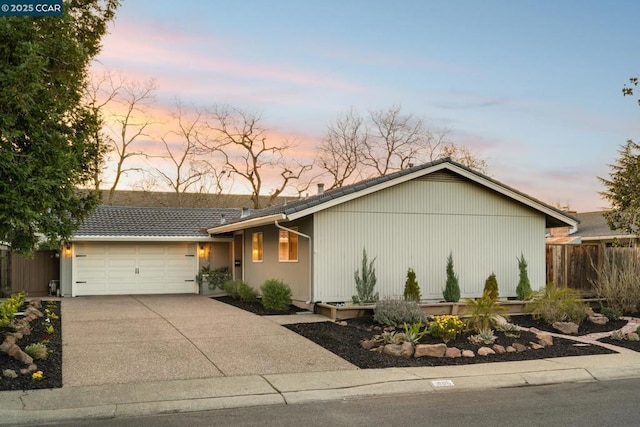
[73, 242, 198, 296]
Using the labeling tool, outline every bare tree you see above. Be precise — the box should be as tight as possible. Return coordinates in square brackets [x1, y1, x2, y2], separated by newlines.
[204, 106, 312, 209]
[153, 102, 214, 206]
[365, 105, 426, 175]
[316, 108, 367, 190]
[83, 67, 122, 190]
[105, 77, 157, 204]
[318, 106, 488, 187]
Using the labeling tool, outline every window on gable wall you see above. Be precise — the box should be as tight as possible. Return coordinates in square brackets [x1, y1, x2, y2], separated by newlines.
[278, 228, 298, 262]
[252, 232, 263, 262]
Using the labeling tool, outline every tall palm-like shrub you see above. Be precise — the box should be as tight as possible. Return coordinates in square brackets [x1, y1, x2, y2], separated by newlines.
[443, 252, 460, 302]
[352, 249, 379, 304]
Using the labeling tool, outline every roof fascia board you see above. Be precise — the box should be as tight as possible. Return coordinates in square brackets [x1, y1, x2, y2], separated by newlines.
[72, 236, 232, 242]
[582, 235, 638, 241]
[207, 213, 286, 234]
[286, 164, 449, 221]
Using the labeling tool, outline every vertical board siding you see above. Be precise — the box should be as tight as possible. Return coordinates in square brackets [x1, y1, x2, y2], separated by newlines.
[314, 179, 546, 302]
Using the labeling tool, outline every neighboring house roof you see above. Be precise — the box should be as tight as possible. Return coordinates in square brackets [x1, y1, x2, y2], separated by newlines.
[208, 158, 578, 234]
[98, 190, 294, 209]
[576, 211, 636, 240]
[73, 205, 240, 241]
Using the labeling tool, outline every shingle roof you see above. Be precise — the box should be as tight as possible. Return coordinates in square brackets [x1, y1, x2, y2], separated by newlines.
[74, 206, 241, 238]
[215, 158, 575, 228]
[576, 211, 634, 238]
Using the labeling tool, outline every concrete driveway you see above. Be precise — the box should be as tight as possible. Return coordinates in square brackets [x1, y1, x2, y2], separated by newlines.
[62, 295, 356, 387]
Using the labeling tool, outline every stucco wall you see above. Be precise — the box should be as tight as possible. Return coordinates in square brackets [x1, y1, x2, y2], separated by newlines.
[242, 216, 312, 302]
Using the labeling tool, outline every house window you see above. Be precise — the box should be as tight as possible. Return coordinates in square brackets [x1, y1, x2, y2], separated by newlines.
[252, 232, 263, 262]
[279, 228, 298, 262]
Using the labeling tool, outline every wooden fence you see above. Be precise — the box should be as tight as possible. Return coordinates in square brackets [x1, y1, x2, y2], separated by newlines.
[0, 250, 60, 297]
[546, 244, 640, 294]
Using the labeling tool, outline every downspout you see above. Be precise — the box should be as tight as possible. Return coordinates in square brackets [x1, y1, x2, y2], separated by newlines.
[275, 220, 313, 304]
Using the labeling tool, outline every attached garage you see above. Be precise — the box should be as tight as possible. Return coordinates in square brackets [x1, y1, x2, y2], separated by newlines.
[60, 206, 240, 297]
[73, 242, 198, 296]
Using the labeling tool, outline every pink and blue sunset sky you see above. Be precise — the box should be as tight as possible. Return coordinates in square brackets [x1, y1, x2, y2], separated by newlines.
[95, 0, 640, 212]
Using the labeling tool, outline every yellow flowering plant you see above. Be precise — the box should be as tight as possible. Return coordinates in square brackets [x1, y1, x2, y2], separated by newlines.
[31, 371, 43, 381]
[428, 315, 465, 343]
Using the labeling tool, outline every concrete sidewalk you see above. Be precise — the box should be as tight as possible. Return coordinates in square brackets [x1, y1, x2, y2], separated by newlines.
[4, 295, 640, 425]
[3, 352, 640, 426]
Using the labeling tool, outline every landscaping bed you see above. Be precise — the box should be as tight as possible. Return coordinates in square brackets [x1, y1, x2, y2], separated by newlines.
[0, 299, 62, 391]
[285, 316, 617, 369]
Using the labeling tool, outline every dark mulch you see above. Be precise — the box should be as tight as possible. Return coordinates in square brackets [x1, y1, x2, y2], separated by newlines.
[285, 317, 616, 369]
[0, 300, 62, 391]
[599, 337, 640, 351]
[510, 315, 629, 335]
[212, 296, 307, 315]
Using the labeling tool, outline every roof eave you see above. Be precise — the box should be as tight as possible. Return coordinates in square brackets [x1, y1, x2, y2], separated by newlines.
[208, 213, 287, 235]
[71, 236, 230, 242]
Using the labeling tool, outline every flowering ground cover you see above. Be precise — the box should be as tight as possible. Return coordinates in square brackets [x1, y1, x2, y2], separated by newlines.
[0, 300, 62, 391]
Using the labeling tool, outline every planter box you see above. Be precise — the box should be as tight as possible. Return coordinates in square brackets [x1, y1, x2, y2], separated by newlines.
[316, 298, 604, 321]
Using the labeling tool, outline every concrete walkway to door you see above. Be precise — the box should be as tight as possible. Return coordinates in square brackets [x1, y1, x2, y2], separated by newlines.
[62, 295, 356, 387]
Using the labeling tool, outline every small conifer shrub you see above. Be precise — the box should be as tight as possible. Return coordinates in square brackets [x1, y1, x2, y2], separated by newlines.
[352, 248, 379, 304]
[403, 268, 421, 302]
[483, 273, 499, 300]
[260, 279, 292, 311]
[442, 252, 460, 302]
[516, 253, 533, 300]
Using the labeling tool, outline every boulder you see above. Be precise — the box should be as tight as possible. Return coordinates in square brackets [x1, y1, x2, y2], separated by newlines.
[628, 332, 640, 342]
[2, 369, 17, 379]
[493, 315, 509, 327]
[492, 344, 506, 354]
[360, 339, 376, 350]
[552, 322, 579, 335]
[512, 343, 527, 352]
[414, 343, 447, 358]
[383, 344, 404, 358]
[536, 332, 553, 347]
[529, 342, 544, 350]
[445, 347, 462, 358]
[588, 315, 608, 325]
[506, 346, 517, 353]
[462, 349, 475, 358]
[477, 347, 495, 356]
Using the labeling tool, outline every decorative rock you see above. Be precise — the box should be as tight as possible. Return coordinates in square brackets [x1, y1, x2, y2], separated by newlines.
[492, 344, 506, 354]
[2, 369, 18, 379]
[383, 344, 406, 358]
[370, 345, 384, 353]
[493, 315, 508, 326]
[588, 315, 608, 325]
[477, 346, 495, 356]
[529, 342, 544, 350]
[5, 344, 20, 357]
[552, 322, 579, 335]
[512, 343, 527, 352]
[383, 326, 395, 332]
[585, 307, 596, 317]
[536, 332, 553, 347]
[14, 350, 33, 365]
[360, 339, 376, 350]
[11, 332, 23, 340]
[415, 343, 447, 358]
[506, 346, 517, 353]
[20, 364, 38, 375]
[400, 342, 414, 358]
[337, 321, 348, 326]
[445, 347, 462, 358]
[628, 332, 640, 342]
[462, 349, 475, 358]
[3, 335, 16, 346]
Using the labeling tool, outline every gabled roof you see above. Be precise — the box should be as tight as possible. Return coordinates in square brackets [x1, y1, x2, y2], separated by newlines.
[98, 190, 295, 208]
[208, 158, 578, 234]
[576, 211, 636, 240]
[73, 205, 240, 241]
